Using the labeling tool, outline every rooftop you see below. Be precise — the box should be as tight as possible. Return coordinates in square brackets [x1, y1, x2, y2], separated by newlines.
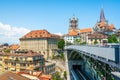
[10, 44, 20, 50]
[69, 29, 78, 36]
[80, 28, 93, 33]
[0, 71, 29, 80]
[88, 32, 108, 39]
[20, 29, 60, 39]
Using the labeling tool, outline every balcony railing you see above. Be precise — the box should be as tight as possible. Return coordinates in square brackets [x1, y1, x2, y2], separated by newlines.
[4, 59, 37, 63]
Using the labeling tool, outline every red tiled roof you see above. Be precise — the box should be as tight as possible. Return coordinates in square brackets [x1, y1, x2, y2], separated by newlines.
[88, 32, 108, 39]
[20, 30, 60, 39]
[40, 74, 52, 80]
[0, 71, 29, 80]
[10, 44, 19, 50]
[100, 21, 106, 27]
[80, 28, 93, 33]
[69, 29, 78, 36]
[109, 24, 115, 30]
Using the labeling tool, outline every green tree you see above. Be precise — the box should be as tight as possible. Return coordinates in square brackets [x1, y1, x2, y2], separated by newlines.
[4, 49, 11, 53]
[58, 39, 65, 50]
[80, 42, 86, 45]
[94, 39, 98, 44]
[74, 38, 81, 44]
[52, 71, 63, 80]
[63, 71, 67, 80]
[60, 52, 65, 60]
[108, 35, 118, 43]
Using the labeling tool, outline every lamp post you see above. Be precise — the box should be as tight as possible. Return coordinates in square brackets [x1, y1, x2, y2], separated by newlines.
[118, 29, 120, 64]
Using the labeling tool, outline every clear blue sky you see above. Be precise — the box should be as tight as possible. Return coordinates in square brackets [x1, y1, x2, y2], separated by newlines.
[0, 0, 120, 44]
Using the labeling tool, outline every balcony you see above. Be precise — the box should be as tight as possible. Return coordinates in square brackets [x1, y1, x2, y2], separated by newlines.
[4, 59, 35, 63]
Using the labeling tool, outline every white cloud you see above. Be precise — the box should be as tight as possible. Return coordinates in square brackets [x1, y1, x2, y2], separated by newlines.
[0, 22, 30, 44]
[54, 32, 63, 36]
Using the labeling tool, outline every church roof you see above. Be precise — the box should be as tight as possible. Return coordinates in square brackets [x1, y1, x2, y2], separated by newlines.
[109, 24, 115, 30]
[100, 8, 106, 22]
[100, 21, 106, 27]
[80, 28, 93, 33]
[69, 29, 78, 36]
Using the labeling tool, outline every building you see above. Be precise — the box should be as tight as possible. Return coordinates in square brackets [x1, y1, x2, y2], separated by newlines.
[0, 51, 45, 72]
[93, 8, 116, 35]
[63, 16, 80, 44]
[80, 28, 93, 42]
[44, 61, 55, 75]
[88, 32, 108, 45]
[63, 29, 80, 44]
[20, 29, 60, 59]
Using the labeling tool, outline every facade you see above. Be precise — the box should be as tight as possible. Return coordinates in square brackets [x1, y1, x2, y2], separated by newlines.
[88, 32, 108, 45]
[0, 51, 45, 73]
[63, 29, 80, 44]
[20, 29, 60, 59]
[44, 62, 55, 74]
[80, 28, 93, 42]
[93, 8, 116, 35]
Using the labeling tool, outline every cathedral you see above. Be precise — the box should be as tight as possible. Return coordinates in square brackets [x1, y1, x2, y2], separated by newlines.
[93, 8, 116, 35]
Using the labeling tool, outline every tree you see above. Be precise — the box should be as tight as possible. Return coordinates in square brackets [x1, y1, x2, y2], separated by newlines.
[108, 35, 118, 43]
[94, 39, 98, 44]
[74, 38, 81, 44]
[52, 71, 63, 80]
[60, 52, 65, 60]
[4, 49, 11, 53]
[58, 39, 65, 50]
[63, 71, 67, 80]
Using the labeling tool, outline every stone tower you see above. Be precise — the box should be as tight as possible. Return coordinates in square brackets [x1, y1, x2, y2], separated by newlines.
[68, 16, 79, 33]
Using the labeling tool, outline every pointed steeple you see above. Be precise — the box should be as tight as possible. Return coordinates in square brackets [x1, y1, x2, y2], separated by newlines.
[100, 8, 106, 22]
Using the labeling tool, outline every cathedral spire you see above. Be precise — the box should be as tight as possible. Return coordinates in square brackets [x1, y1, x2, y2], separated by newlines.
[100, 8, 106, 22]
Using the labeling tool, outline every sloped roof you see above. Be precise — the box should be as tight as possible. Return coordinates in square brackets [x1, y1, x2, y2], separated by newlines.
[69, 29, 78, 36]
[100, 21, 106, 27]
[10, 44, 19, 50]
[0, 71, 29, 80]
[109, 24, 115, 30]
[88, 32, 108, 39]
[20, 29, 60, 39]
[80, 28, 93, 33]
[40, 74, 51, 80]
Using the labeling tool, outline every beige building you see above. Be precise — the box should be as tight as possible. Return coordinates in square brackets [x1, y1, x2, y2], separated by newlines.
[20, 29, 60, 59]
[88, 32, 108, 45]
[80, 28, 93, 42]
[0, 51, 45, 73]
[44, 62, 55, 75]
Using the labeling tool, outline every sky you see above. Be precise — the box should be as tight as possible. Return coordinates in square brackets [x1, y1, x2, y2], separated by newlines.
[0, 0, 120, 44]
